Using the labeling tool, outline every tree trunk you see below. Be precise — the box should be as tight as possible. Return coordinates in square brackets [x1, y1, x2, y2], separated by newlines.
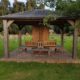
[18, 31, 22, 47]
[72, 28, 78, 59]
[61, 31, 64, 47]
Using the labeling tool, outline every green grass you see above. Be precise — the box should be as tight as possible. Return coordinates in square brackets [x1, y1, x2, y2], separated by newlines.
[0, 36, 18, 57]
[9, 37, 18, 52]
[0, 38, 4, 57]
[0, 62, 80, 80]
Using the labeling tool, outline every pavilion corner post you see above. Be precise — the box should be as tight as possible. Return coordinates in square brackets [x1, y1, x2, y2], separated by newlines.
[3, 20, 14, 58]
[3, 20, 9, 58]
[68, 20, 78, 59]
[72, 27, 78, 59]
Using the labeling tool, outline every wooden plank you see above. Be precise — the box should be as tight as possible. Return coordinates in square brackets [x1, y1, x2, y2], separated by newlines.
[42, 27, 49, 42]
[32, 26, 39, 42]
[32, 26, 49, 43]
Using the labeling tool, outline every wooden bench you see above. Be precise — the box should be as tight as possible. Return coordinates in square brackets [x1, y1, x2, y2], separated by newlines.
[25, 41, 56, 55]
[43, 41, 56, 49]
[25, 42, 37, 48]
[25, 41, 56, 52]
[25, 41, 56, 49]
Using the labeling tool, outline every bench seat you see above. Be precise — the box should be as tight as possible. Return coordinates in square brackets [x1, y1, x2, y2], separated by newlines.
[25, 41, 56, 49]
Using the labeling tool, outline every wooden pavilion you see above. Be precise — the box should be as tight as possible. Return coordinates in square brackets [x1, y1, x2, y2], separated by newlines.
[0, 9, 80, 59]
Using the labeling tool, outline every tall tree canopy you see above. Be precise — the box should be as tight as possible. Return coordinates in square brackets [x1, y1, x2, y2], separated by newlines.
[13, 0, 25, 13]
[45, 0, 56, 9]
[56, 0, 80, 17]
[1, 0, 10, 15]
[0, 0, 10, 32]
[26, 0, 36, 11]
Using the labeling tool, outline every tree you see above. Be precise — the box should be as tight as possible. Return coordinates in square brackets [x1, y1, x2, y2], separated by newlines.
[45, 0, 55, 8]
[36, 0, 45, 9]
[56, 0, 80, 17]
[44, 0, 56, 10]
[56, 0, 80, 59]
[1, 0, 10, 15]
[26, 0, 36, 11]
[13, 1, 25, 13]
[9, 23, 25, 47]
[0, 0, 10, 33]
[9, 24, 19, 34]
[54, 24, 70, 47]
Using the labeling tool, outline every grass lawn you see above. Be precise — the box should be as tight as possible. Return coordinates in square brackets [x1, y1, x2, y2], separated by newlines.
[0, 62, 80, 80]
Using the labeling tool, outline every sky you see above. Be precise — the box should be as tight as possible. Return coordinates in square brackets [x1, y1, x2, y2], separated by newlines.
[9, 0, 26, 3]
[9, 0, 27, 6]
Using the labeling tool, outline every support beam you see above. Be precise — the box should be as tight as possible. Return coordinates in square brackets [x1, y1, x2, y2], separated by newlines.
[3, 20, 14, 58]
[7, 20, 14, 27]
[72, 28, 78, 59]
[68, 20, 78, 59]
[3, 20, 9, 58]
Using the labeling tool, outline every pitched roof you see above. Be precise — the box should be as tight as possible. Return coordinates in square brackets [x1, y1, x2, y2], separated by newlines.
[0, 9, 80, 20]
[0, 9, 55, 20]
[0, 9, 80, 25]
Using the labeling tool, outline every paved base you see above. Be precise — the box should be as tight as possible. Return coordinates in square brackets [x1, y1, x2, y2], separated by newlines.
[0, 58, 80, 64]
[0, 47, 76, 63]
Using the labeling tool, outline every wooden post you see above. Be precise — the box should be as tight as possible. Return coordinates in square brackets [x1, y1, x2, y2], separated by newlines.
[72, 28, 78, 59]
[61, 31, 64, 47]
[3, 20, 9, 58]
[68, 20, 78, 59]
[3, 20, 14, 58]
[18, 30, 22, 47]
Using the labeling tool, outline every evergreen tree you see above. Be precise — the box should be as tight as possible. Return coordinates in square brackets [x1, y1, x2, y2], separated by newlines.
[0, 0, 10, 32]
[13, 0, 25, 13]
[1, 0, 10, 15]
[26, 0, 36, 11]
